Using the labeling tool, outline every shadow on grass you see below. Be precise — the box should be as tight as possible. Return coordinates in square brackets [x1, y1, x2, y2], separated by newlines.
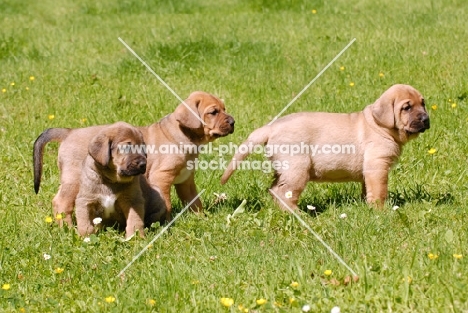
[207, 183, 456, 219]
[388, 184, 454, 207]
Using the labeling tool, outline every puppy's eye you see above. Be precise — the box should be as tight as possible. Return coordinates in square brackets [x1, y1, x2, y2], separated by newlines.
[403, 105, 411, 111]
[209, 110, 218, 115]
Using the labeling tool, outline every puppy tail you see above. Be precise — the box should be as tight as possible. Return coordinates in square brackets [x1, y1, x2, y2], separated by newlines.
[220, 125, 270, 184]
[33, 128, 71, 194]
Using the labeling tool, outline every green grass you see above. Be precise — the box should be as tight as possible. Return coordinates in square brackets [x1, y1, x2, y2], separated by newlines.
[1, 0, 468, 311]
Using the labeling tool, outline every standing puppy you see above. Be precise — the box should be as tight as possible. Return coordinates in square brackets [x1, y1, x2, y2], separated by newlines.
[221, 84, 430, 210]
[75, 122, 162, 238]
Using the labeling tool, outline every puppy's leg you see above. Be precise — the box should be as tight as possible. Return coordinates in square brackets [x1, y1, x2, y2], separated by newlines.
[363, 170, 389, 208]
[269, 171, 309, 211]
[121, 200, 145, 238]
[174, 172, 202, 214]
[141, 177, 167, 227]
[52, 183, 79, 227]
[75, 199, 96, 236]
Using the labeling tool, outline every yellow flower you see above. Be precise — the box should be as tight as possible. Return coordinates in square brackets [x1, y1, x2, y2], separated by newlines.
[19, 308, 26, 313]
[220, 297, 234, 307]
[431, 105, 437, 110]
[2, 284, 11, 290]
[324, 269, 332, 276]
[30, 76, 35, 81]
[256, 298, 267, 305]
[55, 213, 63, 221]
[54, 267, 64, 274]
[147, 299, 156, 306]
[10, 82, 15, 86]
[451, 103, 457, 109]
[289, 297, 296, 304]
[453, 254, 463, 259]
[2, 88, 6, 93]
[448, 98, 452, 102]
[349, 82, 355, 87]
[80, 118, 87, 123]
[238, 304, 249, 312]
[428, 148, 436, 155]
[379, 72, 384, 77]
[25, 87, 29, 90]
[339, 66, 345, 71]
[285, 191, 293, 199]
[290, 281, 299, 288]
[274, 301, 282, 307]
[105, 296, 116, 303]
[45, 216, 53, 223]
[311, 9, 317, 14]
[428, 253, 438, 260]
[48, 114, 55, 120]
[404, 276, 412, 283]
[191, 280, 200, 284]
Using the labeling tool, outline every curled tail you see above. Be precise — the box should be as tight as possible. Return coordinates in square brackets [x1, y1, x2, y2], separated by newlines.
[33, 128, 71, 193]
[220, 125, 271, 184]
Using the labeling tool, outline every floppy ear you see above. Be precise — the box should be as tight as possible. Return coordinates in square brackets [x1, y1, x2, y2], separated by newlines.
[173, 97, 203, 129]
[371, 96, 395, 129]
[89, 133, 111, 167]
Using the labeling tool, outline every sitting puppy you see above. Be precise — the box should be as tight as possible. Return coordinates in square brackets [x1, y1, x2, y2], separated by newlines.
[75, 122, 164, 238]
[221, 84, 430, 210]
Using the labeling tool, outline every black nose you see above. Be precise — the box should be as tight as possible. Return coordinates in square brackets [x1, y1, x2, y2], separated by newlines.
[138, 160, 147, 172]
[422, 115, 430, 129]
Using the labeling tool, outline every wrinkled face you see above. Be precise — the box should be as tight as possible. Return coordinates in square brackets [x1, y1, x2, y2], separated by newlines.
[111, 128, 147, 177]
[89, 122, 147, 181]
[394, 89, 430, 136]
[371, 84, 430, 142]
[174, 91, 235, 143]
[202, 99, 235, 140]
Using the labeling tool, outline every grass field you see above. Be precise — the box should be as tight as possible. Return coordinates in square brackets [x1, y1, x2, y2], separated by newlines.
[1, 0, 468, 312]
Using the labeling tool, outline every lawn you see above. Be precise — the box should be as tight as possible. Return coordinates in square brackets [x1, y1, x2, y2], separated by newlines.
[1, 0, 467, 312]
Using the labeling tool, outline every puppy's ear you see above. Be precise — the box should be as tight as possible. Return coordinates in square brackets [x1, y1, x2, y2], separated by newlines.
[89, 133, 111, 167]
[371, 96, 395, 129]
[173, 97, 203, 129]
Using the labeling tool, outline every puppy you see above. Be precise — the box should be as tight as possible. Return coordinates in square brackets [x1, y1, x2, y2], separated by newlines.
[75, 122, 161, 238]
[33, 91, 235, 225]
[221, 84, 430, 210]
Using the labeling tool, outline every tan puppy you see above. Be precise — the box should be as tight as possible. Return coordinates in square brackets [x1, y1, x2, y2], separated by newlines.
[34, 91, 235, 224]
[75, 122, 161, 238]
[221, 84, 430, 210]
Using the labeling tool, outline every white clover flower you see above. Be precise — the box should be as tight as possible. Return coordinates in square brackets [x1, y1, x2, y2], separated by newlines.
[93, 217, 102, 225]
[285, 191, 293, 199]
[392, 205, 399, 211]
[83, 237, 91, 243]
[302, 304, 311, 312]
[339, 213, 347, 219]
[331, 306, 341, 313]
[43, 253, 51, 260]
[307, 205, 316, 211]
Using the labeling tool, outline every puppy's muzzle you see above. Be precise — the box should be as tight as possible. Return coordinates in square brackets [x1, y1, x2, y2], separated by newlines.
[211, 115, 235, 137]
[418, 114, 430, 133]
[120, 156, 147, 176]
